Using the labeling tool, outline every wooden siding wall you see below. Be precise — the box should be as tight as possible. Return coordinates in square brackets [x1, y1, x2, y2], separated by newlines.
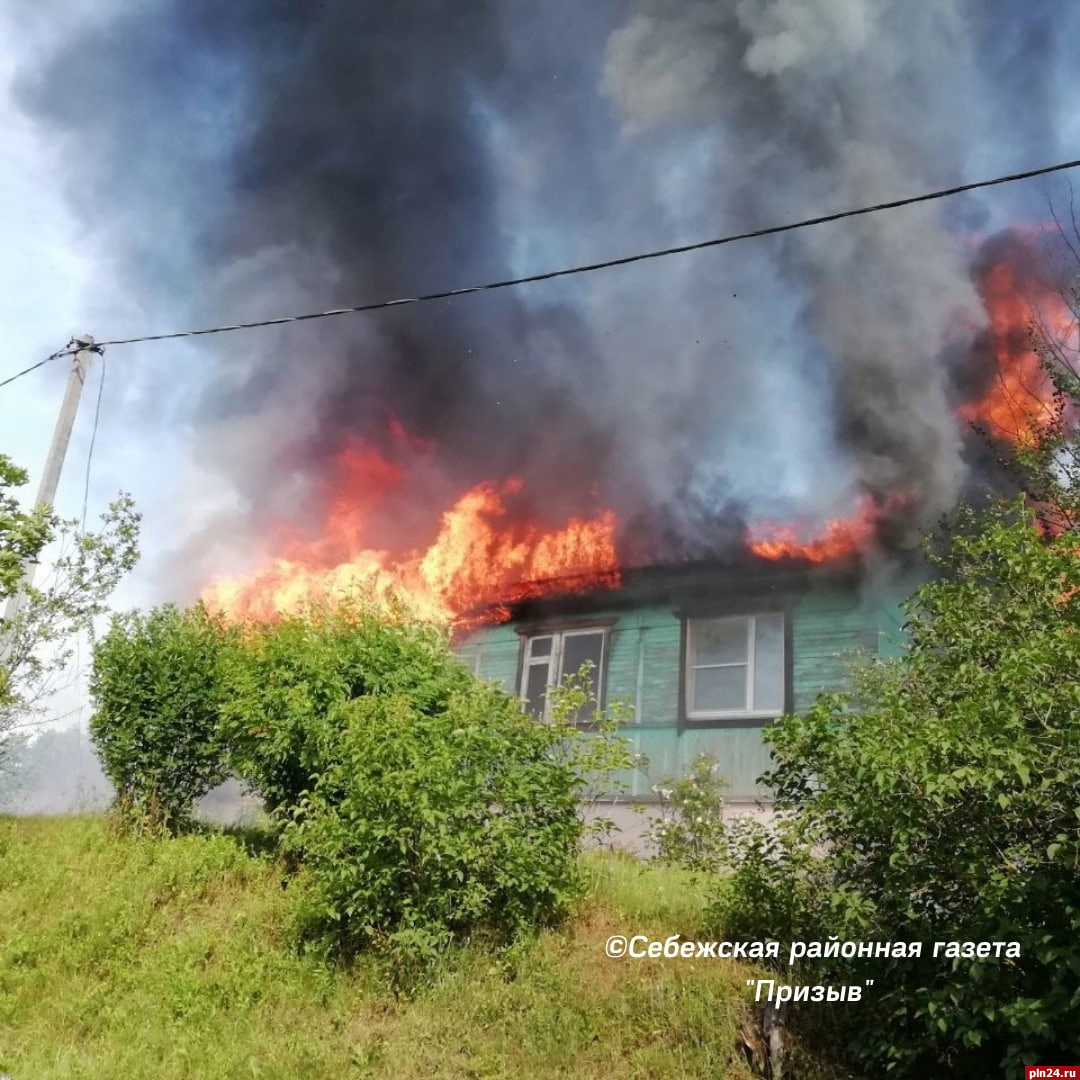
[453, 583, 910, 802]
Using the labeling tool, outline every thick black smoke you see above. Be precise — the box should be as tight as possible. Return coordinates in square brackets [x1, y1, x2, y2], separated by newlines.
[12, 0, 1077, 580]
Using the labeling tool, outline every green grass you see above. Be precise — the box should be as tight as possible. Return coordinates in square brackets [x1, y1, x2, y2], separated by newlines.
[0, 816, 781, 1079]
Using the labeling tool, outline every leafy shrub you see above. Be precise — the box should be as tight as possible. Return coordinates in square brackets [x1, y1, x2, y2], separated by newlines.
[282, 675, 583, 975]
[710, 503, 1080, 1078]
[648, 753, 728, 872]
[218, 599, 474, 816]
[545, 663, 645, 845]
[90, 604, 235, 833]
[90, 594, 635, 973]
[705, 811, 830, 948]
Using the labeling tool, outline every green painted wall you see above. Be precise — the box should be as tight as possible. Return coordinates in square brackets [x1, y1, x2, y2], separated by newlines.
[454, 580, 914, 802]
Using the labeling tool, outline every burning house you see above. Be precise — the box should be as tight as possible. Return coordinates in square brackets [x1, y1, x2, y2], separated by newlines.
[28, 1, 1075, 808]
[451, 554, 914, 805]
[202, 468, 920, 806]
[196, 227, 1071, 809]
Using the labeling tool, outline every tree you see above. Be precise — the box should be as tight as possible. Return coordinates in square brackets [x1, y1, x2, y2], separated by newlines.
[0, 453, 140, 744]
[1, 456, 50, 726]
[710, 504, 1080, 1077]
[0, 456, 52, 599]
[708, 238, 1080, 1074]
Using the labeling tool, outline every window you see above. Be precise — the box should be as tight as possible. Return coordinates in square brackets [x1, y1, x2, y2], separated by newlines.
[519, 627, 608, 722]
[685, 613, 785, 720]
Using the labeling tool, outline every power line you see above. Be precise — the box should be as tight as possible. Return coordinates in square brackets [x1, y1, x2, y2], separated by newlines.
[84, 155, 1080, 347]
[0, 340, 75, 390]
[80, 356, 107, 533]
[3, 153, 1080, 389]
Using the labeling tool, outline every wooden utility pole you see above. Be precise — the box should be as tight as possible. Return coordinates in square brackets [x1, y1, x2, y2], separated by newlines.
[1, 334, 98, 630]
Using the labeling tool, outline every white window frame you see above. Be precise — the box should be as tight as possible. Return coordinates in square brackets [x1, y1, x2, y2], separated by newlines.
[685, 613, 785, 721]
[519, 627, 608, 722]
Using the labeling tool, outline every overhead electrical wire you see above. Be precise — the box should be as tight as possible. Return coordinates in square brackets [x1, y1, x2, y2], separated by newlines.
[80, 356, 107, 533]
[0, 339, 76, 390]
[75, 356, 108, 801]
[3, 154, 1080, 391]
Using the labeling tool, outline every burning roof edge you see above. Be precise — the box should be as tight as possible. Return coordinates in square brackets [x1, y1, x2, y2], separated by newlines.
[453, 550, 921, 631]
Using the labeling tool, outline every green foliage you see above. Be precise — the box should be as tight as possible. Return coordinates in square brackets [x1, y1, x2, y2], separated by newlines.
[282, 678, 583, 978]
[90, 604, 235, 833]
[0, 454, 52, 602]
[86, 597, 646, 972]
[0, 817, 800, 1080]
[218, 599, 475, 816]
[208, 600, 613, 969]
[545, 662, 646, 845]
[712, 501, 1080, 1077]
[1, 473, 139, 733]
[706, 811, 831, 950]
[648, 754, 729, 873]
[2, 455, 137, 768]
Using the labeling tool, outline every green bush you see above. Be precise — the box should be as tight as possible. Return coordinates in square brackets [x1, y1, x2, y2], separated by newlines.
[218, 599, 600, 971]
[710, 503, 1080, 1078]
[281, 676, 583, 974]
[90, 604, 235, 833]
[89, 595, 633, 973]
[217, 599, 475, 816]
[648, 753, 728, 872]
[544, 663, 645, 845]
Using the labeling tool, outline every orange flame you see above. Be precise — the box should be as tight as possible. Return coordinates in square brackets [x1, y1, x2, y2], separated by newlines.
[201, 436, 620, 627]
[958, 242, 1074, 445]
[748, 496, 881, 563]
[753, 231, 1077, 564]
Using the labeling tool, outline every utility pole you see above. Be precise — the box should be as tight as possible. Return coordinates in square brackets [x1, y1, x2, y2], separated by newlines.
[1, 334, 99, 631]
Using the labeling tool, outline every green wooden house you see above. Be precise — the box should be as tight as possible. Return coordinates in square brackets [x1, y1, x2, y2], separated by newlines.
[453, 558, 916, 804]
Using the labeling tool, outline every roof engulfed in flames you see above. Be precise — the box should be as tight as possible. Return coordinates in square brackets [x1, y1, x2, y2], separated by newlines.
[747, 496, 882, 564]
[745, 232, 1074, 565]
[201, 435, 620, 627]
[202, 230, 1075, 625]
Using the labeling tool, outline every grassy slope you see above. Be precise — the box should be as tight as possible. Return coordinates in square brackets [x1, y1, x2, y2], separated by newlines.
[0, 816, 770, 1080]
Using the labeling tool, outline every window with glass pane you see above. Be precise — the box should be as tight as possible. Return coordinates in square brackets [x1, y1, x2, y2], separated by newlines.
[519, 628, 607, 722]
[522, 662, 550, 720]
[687, 614, 784, 718]
[752, 613, 784, 712]
[521, 634, 554, 720]
[560, 630, 605, 723]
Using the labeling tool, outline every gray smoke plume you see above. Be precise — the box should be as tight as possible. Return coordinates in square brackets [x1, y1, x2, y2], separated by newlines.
[0, 725, 260, 823]
[605, 0, 989, 532]
[10, 0, 1077, 577]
